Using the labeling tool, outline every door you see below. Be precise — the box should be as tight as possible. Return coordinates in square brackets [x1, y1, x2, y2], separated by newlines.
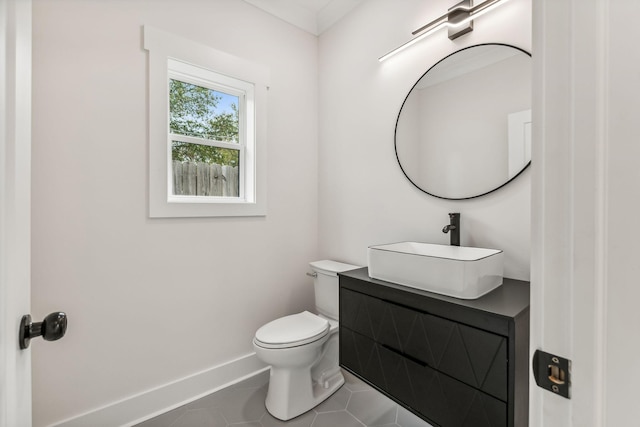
[532, 0, 640, 426]
[1, 0, 32, 425]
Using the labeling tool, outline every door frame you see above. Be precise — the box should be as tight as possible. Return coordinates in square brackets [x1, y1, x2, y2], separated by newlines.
[0, 0, 32, 425]
[529, 0, 640, 425]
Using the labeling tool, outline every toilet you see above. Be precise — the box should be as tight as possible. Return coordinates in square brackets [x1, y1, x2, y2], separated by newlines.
[253, 260, 359, 421]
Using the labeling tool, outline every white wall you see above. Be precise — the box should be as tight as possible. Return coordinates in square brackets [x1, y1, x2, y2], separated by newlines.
[318, 0, 532, 280]
[30, 0, 319, 425]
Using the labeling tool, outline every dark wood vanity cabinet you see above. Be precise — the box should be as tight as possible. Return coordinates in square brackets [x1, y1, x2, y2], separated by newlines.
[339, 268, 530, 427]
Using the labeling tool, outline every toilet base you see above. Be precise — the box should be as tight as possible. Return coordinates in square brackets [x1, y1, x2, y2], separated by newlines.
[265, 368, 345, 421]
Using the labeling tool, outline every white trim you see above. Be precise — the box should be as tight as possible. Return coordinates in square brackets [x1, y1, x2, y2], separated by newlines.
[241, 0, 364, 35]
[167, 61, 251, 203]
[531, 0, 611, 425]
[0, 0, 32, 425]
[47, 353, 268, 427]
[169, 134, 242, 151]
[592, 3, 609, 425]
[144, 25, 269, 217]
[243, 0, 318, 35]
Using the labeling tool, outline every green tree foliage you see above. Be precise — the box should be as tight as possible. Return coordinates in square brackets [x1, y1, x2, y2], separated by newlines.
[169, 79, 240, 166]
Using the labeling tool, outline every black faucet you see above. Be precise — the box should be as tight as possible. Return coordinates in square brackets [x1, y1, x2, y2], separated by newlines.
[442, 213, 460, 246]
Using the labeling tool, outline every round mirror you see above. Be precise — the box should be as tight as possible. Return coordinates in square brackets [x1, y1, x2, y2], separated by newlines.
[395, 44, 532, 199]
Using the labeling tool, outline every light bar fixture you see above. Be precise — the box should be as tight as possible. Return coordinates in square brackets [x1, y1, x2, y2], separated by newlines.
[379, 0, 511, 62]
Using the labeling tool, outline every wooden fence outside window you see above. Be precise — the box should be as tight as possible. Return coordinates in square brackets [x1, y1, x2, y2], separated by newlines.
[172, 161, 239, 197]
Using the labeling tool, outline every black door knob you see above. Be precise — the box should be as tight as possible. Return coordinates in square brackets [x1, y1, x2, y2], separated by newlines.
[19, 312, 67, 349]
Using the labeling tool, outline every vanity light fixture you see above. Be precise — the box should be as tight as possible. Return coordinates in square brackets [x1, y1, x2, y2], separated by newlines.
[378, 0, 511, 62]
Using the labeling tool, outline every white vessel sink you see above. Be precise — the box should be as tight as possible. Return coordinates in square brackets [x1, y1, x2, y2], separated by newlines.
[367, 242, 503, 299]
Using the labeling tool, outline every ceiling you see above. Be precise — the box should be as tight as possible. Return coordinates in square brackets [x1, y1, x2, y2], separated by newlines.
[242, 0, 365, 35]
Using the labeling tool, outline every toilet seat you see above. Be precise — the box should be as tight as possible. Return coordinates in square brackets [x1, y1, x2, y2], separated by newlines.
[254, 311, 329, 349]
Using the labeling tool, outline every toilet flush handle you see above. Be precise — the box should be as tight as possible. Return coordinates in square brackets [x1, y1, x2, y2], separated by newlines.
[306, 272, 317, 278]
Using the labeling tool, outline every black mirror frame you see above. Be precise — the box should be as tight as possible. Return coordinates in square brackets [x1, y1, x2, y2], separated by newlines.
[394, 43, 532, 200]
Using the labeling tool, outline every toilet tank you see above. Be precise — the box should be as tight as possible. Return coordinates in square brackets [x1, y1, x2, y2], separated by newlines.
[309, 260, 360, 320]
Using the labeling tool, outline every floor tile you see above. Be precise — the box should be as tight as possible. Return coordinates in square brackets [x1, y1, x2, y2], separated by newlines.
[138, 406, 187, 427]
[172, 408, 224, 427]
[261, 410, 316, 427]
[135, 369, 436, 427]
[397, 405, 433, 427]
[313, 385, 351, 413]
[218, 385, 268, 424]
[311, 411, 364, 427]
[347, 389, 397, 426]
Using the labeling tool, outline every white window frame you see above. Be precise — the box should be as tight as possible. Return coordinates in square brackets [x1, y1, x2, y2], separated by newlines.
[144, 26, 269, 217]
[168, 61, 251, 203]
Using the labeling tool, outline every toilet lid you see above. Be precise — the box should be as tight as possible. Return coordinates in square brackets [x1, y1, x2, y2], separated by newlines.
[254, 311, 329, 349]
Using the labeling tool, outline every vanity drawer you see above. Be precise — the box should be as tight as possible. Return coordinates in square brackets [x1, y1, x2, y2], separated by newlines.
[341, 327, 507, 427]
[340, 288, 508, 401]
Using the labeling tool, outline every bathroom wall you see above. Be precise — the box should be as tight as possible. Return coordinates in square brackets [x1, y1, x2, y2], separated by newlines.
[30, 0, 318, 425]
[318, 0, 532, 280]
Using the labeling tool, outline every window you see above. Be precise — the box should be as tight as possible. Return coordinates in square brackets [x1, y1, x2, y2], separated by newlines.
[168, 60, 250, 201]
[144, 26, 269, 217]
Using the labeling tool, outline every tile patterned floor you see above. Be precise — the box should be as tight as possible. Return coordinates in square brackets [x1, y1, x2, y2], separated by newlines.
[136, 370, 433, 427]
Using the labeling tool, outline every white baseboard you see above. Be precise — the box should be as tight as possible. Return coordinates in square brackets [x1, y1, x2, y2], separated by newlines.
[49, 352, 268, 427]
